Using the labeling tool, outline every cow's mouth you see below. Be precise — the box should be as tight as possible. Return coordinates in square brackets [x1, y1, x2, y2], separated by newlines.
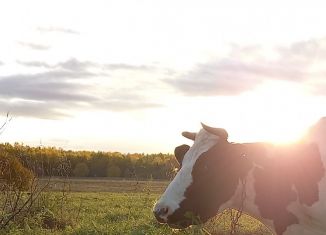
[167, 219, 193, 229]
[153, 213, 166, 224]
[154, 216, 192, 229]
[163, 209, 207, 229]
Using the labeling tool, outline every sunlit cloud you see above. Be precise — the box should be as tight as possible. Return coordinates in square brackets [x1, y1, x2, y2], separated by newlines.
[165, 37, 326, 96]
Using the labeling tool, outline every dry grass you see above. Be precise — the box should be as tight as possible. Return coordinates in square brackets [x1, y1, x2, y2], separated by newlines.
[40, 177, 169, 193]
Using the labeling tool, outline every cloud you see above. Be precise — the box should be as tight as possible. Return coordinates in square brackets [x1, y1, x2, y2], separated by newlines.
[166, 61, 261, 96]
[18, 41, 51, 50]
[0, 61, 3, 66]
[1, 59, 163, 119]
[17, 58, 95, 72]
[18, 58, 156, 73]
[278, 37, 326, 61]
[16, 60, 52, 69]
[165, 38, 326, 96]
[95, 99, 163, 112]
[94, 91, 164, 112]
[57, 58, 96, 72]
[0, 68, 98, 119]
[0, 99, 69, 119]
[0, 71, 96, 102]
[104, 63, 156, 71]
[37, 26, 80, 35]
[165, 58, 307, 96]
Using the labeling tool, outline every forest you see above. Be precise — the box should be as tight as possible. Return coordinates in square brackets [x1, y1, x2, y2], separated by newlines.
[0, 143, 178, 180]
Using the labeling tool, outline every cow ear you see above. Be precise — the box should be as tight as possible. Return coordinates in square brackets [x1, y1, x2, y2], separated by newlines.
[201, 123, 228, 140]
[182, 131, 196, 141]
[174, 144, 190, 166]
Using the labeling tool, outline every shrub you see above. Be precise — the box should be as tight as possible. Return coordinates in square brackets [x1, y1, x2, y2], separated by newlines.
[73, 162, 89, 177]
[0, 152, 34, 190]
[106, 165, 121, 177]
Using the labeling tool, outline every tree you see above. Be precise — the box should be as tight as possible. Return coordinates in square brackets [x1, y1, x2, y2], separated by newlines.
[89, 154, 108, 177]
[0, 142, 176, 180]
[106, 164, 121, 177]
[73, 162, 89, 177]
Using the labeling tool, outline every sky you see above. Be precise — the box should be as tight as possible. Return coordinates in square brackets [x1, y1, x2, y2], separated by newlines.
[1, 0, 326, 153]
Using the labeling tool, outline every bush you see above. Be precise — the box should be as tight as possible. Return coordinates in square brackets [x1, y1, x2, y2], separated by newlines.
[0, 152, 34, 190]
[106, 165, 121, 177]
[73, 162, 89, 177]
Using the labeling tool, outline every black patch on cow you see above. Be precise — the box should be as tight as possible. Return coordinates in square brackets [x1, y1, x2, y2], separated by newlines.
[174, 144, 190, 167]
[254, 142, 325, 235]
[168, 141, 253, 225]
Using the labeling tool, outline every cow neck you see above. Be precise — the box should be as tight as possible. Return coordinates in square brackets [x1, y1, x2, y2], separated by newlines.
[251, 143, 325, 235]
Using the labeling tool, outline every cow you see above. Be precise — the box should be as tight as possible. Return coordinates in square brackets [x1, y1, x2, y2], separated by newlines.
[153, 118, 326, 235]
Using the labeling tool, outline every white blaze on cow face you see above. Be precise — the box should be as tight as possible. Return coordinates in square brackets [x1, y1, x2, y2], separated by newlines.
[153, 128, 219, 222]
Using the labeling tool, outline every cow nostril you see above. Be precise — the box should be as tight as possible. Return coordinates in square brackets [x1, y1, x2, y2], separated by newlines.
[154, 205, 170, 222]
[158, 206, 169, 216]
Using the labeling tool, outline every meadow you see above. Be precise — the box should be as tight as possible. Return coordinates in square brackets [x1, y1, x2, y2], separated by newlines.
[0, 178, 273, 235]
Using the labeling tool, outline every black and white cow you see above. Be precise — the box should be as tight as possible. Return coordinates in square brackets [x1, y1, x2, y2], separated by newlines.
[153, 118, 326, 235]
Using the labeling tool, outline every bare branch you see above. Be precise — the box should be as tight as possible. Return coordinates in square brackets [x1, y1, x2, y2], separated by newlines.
[0, 112, 12, 135]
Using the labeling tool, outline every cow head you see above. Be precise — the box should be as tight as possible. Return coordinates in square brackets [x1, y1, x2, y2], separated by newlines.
[153, 123, 249, 228]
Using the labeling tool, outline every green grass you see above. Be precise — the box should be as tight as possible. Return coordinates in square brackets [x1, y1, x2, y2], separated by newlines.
[0, 179, 273, 235]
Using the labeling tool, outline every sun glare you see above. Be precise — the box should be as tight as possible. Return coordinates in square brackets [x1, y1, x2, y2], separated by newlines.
[238, 82, 318, 144]
[201, 81, 320, 145]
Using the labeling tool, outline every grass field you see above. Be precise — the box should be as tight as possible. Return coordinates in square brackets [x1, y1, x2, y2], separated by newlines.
[1, 178, 273, 235]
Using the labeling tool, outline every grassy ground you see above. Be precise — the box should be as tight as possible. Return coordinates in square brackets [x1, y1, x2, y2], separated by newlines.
[1, 178, 273, 235]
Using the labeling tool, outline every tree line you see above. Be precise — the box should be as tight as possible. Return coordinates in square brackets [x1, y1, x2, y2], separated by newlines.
[0, 143, 178, 180]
